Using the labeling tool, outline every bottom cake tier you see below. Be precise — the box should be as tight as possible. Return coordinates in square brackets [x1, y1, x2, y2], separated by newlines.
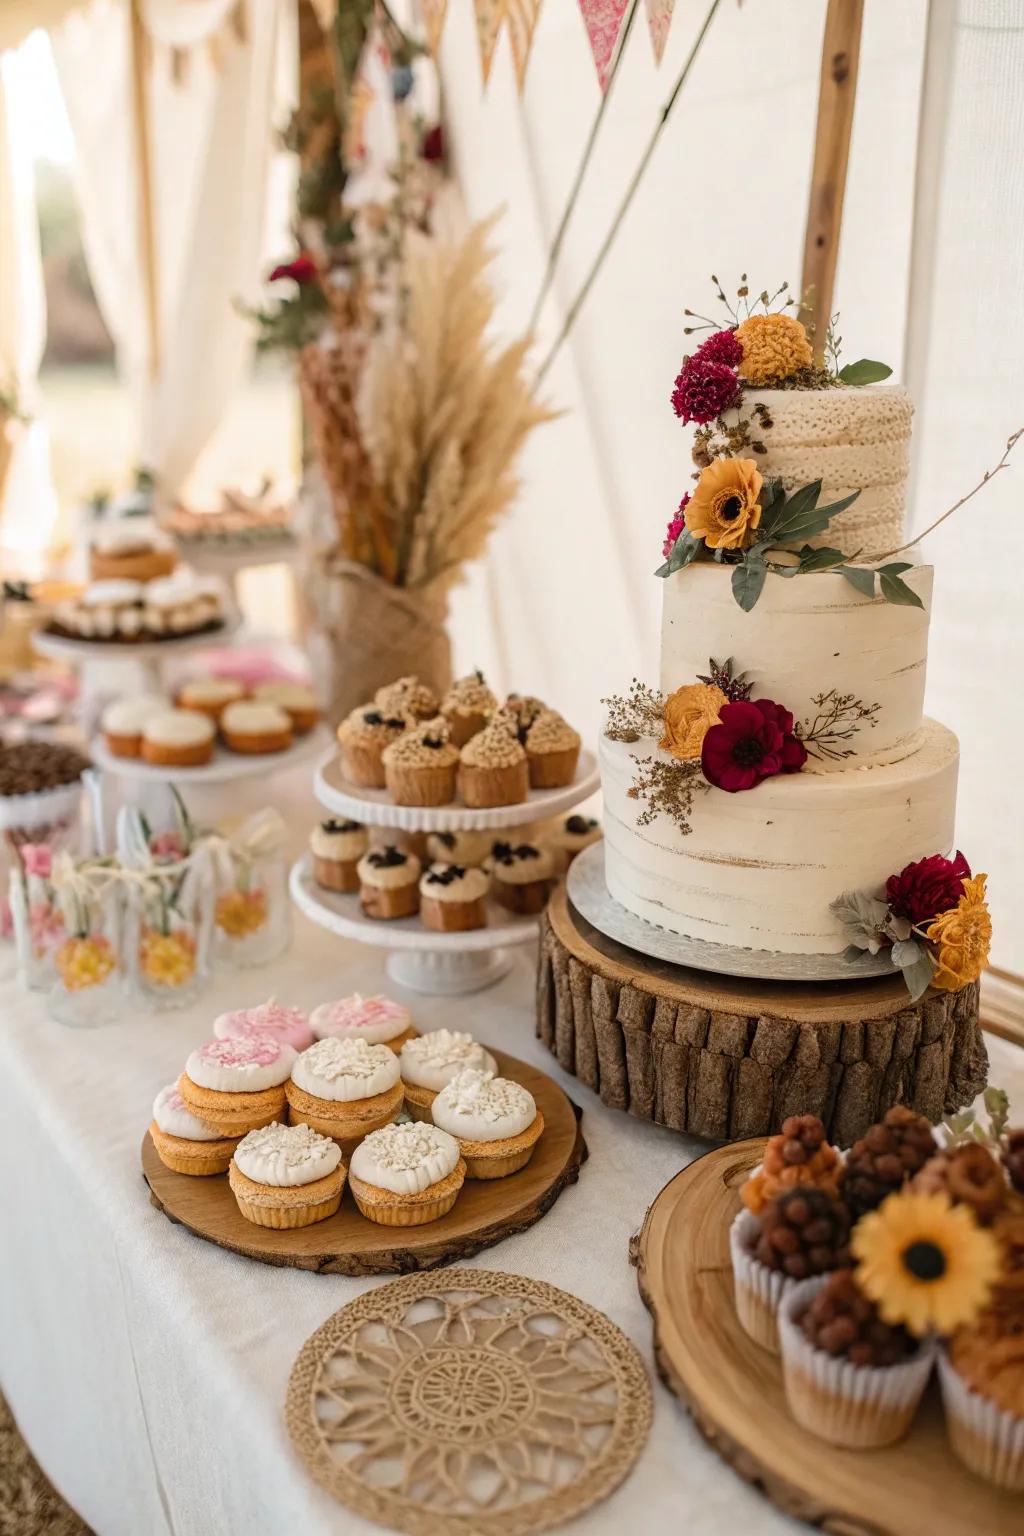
[600, 718, 959, 958]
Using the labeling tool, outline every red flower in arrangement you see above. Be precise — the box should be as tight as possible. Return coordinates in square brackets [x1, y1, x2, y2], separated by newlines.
[701, 698, 807, 792]
[421, 124, 445, 163]
[693, 328, 743, 368]
[268, 253, 318, 285]
[670, 329, 743, 425]
[662, 492, 690, 557]
[885, 850, 971, 926]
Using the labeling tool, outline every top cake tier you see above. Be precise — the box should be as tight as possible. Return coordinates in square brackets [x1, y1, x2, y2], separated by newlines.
[724, 383, 913, 559]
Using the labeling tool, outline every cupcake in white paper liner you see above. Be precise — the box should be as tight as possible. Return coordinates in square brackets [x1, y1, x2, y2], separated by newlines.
[779, 1275, 934, 1449]
[938, 1345, 1024, 1491]
[729, 1208, 794, 1355]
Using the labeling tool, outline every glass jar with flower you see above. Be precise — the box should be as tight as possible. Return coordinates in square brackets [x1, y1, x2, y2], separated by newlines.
[208, 809, 291, 970]
[118, 800, 211, 1010]
[48, 855, 124, 1027]
[8, 841, 66, 990]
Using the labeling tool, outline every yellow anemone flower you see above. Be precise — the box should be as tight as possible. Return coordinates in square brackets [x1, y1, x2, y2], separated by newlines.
[852, 1190, 1001, 1337]
[660, 683, 726, 761]
[735, 312, 813, 384]
[687, 457, 764, 551]
[926, 873, 992, 990]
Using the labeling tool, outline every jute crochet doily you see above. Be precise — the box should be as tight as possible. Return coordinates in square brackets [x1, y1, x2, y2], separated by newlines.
[285, 1269, 653, 1535]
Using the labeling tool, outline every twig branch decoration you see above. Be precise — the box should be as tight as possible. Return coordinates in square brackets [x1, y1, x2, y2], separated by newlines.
[875, 426, 1023, 561]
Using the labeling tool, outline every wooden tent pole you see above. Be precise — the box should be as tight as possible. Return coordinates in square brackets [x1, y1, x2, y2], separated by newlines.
[799, 0, 865, 351]
[129, 0, 160, 380]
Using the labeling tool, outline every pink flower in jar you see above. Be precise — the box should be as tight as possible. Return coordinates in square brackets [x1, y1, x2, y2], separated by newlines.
[29, 901, 65, 954]
[150, 831, 186, 859]
[20, 843, 53, 879]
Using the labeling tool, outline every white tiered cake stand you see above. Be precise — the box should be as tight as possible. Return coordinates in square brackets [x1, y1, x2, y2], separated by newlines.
[294, 749, 599, 996]
[32, 622, 239, 696]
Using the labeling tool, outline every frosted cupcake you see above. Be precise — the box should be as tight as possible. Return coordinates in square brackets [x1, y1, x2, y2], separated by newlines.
[457, 719, 529, 808]
[490, 841, 555, 914]
[525, 710, 581, 788]
[285, 1036, 404, 1153]
[941, 1320, 1024, 1490]
[228, 1122, 344, 1229]
[251, 680, 320, 734]
[349, 1121, 465, 1227]
[357, 846, 421, 920]
[431, 1067, 544, 1179]
[441, 670, 497, 746]
[220, 700, 292, 755]
[176, 676, 246, 722]
[382, 717, 459, 806]
[425, 829, 494, 866]
[149, 1083, 239, 1176]
[214, 999, 314, 1052]
[503, 693, 547, 741]
[337, 704, 413, 787]
[141, 708, 216, 767]
[310, 992, 416, 1052]
[400, 1029, 498, 1122]
[548, 814, 603, 870]
[419, 862, 489, 932]
[178, 1035, 296, 1136]
[310, 818, 368, 893]
[101, 694, 168, 758]
[375, 675, 440, 722]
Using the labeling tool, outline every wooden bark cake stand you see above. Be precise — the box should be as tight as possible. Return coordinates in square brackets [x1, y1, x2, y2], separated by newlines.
[537, 880, 987, 1144]
[632, 1140, 1021, 1536]
[142, 1049, 585, 1276]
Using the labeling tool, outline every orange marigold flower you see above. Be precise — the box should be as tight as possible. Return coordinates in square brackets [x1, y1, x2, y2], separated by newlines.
[735, 312, 813, 384]
[926, 873, 992, 990]
[687, 457, 764, 551]
[660, 683, 726, 761]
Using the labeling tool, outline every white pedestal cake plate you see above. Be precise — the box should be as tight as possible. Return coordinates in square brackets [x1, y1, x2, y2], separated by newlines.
[300, 749, 599, 994]
[90, 725, 332, 786]
[567, 840, 895, 982]
[32, 621, 240, 696]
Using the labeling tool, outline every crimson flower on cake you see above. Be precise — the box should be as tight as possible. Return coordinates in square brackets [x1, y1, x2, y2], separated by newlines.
[670, 330, 743, 426]
[885, 850, 971, 926]
[701, 698, 807, 792]
[268, 253, 318, 285]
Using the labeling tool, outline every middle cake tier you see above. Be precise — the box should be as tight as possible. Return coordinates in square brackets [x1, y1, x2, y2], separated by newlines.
[600, 718, 959, 958]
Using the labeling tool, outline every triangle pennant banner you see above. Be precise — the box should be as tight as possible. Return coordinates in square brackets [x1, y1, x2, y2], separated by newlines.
[643, 0, 675, 63]
[506, 0, 542, 92]
[577, 0, 630, 90]
[419, 0, 449, 56]
[474, 0, 506, 83]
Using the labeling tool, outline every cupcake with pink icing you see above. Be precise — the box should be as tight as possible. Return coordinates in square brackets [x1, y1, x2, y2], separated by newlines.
[178, 1035, 296, 1136]
[285, 1036, 404, 1152]
[213, 998, 314, 1053]
[309, 992, 417, 1053]
[148, 1083, 240, 1176]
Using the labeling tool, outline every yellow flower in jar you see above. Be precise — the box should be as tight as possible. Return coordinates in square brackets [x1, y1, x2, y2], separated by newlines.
[216, 887, 268, 939]
[56, 935, 117, 992]
[140, 927, 196, 988]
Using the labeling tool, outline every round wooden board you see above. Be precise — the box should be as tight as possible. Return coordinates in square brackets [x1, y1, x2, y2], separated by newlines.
[537, 883, 987, 1144]
[142, 1049, 586, 1276]
[632, 1140, 1022, 1536]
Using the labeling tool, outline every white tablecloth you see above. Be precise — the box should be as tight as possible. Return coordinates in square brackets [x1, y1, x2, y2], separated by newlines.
[2, 846, 1022, 1536]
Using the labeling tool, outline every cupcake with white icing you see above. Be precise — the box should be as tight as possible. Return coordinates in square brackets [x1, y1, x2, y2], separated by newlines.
[489, 841, 556, 914]
[101, 694, 168, 758]
[310, 818, 368, 894]
[178, 1035, 296, 1135]
[357, 845, 421, 920]
[149, 1082, 240, 1176]
[348, 1121, 465, 1227]
[419, 862, 489, 932]
[176, 675, 246, 722]
[400, 1029, 498, 1122]
[214, 999, 313, 1052]
[431, 1067, 544, 1179]
[309, 992, 416, 1052]
[285, 1036, 404, 1152]
[220, 699, 292, 755]
[141, 708, 216, 767]
[548, 813, 602, 871]
[425, 829, 494, 867]
[228, 1121, 344, 1229]
[251, 680, 320, 734]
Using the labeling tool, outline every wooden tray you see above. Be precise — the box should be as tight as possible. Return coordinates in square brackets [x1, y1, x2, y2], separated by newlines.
[143, 1049, 586, 1276]
[632, 1139, 1021, 1536]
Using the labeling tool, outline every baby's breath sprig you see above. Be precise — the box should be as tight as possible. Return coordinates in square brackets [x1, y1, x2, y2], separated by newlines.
[602, 680, 666, 743]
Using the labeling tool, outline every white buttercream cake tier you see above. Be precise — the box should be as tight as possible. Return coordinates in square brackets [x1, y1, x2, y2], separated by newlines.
[599, 718, 959, 957]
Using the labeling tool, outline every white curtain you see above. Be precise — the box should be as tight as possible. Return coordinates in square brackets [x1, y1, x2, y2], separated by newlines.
[51, 0, 290, 499]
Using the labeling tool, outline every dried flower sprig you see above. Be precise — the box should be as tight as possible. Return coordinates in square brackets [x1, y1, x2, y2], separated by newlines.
[797, 690, 881, 762]
[627, 755, 707, 833]
[602, 681, 666, 743]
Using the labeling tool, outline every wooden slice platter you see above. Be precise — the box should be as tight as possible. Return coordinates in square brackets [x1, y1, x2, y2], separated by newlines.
[143, 1049, 586, 1276]
[632, 1139, 1021, 1536]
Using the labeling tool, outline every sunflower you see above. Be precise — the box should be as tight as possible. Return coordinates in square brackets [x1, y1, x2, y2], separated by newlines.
[735, 312, 813, 384]
[659, 683, 726, 760]
[925, 872, 992, 990]
[686, 457, 764, 551]
[852, 1190, 1001, 1336]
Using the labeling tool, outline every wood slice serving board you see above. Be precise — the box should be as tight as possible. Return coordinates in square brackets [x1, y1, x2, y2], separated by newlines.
[143, 1050, 585, 1276]
[632, 1139, 1021, 1536]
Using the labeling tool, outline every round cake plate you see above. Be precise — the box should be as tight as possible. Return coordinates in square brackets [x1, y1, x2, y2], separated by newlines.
[91, 725, 332, 786]
[290, 854, 539, 995]
[313, 748, 599, 832]
[568, 840, 893, 982]
[169, 537, 298, 576]
[0, 777, 85, 833]
[33, 619, 240, 693]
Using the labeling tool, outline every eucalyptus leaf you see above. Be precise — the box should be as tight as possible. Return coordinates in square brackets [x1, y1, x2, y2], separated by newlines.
[838, 358, 893, 386]
[654, 529, 701, 579]
[759, 479, 821, 539]
[763, 488, 859, 547]
[839, 565, 877, 599]
[796, 545, 847, 574]
[731, 549, 767, 612]
[879, 561, 914, 575]
[879, 570, 924, 609]
[830, 889, 888, 952]
[890, 938, 936, 1002]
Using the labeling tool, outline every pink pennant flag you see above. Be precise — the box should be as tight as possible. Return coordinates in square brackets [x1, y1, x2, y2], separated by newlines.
[643, 0, 675, 63]
[474, 0, 506, 83]
[419, 0, 449, 56]
[577, 0, 630, 90]
[506, 0, 542, 92]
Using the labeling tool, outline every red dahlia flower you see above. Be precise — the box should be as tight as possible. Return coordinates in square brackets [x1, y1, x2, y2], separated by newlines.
[662, 492, 690, 557]
[701, 698, 807, 792]
[693, 329, 743, 368]
[885, 850, 971, 926]
[671, 358, 740, 425]
[269, 253, 317, 285]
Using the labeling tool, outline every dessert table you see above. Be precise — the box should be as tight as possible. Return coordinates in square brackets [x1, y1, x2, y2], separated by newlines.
[1, 771, 1021, 1536]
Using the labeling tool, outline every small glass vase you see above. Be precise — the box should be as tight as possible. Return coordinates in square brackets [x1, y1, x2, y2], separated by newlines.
[213, 851, 291, 970]
[9, 869, 67, 992]
[49, 894, 124, 1028]
[136, 909, 207, 1010]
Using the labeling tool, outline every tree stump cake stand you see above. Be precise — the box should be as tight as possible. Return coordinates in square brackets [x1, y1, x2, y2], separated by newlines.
[536, 883, 987, 1144]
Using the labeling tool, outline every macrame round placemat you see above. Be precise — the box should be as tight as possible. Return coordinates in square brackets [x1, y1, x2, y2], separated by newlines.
[285, 1268, 653, 1535]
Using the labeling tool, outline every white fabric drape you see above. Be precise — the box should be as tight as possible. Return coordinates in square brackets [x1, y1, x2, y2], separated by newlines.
[51, 0, 287, 498]
[0, 0, 85, 54]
